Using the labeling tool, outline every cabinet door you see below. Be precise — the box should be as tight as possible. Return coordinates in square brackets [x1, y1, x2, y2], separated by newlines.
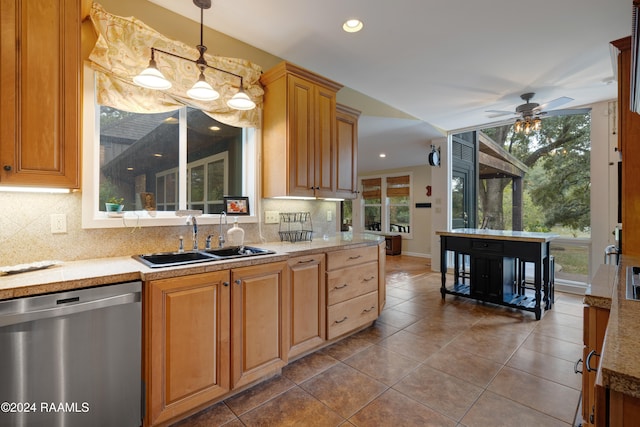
[287, 74, 316, 197]
[0, 0, 80, 188]
[471, 256, 510, 303]
[378, 240, 387, 313]
[313, 85, 337, 198]
[335, 104, 360, 199]
[147, 271, 230, 426]
[231, 262, 288, 389]
[582, 304, 610, 426]
[287, 254, 326, 359]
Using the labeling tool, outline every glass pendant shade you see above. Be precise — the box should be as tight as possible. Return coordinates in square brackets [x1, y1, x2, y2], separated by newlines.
[514, 120, 522, 133]
[187, 73, 220, 101]
[227, 87, 256, 110]
[133, 59, 172, 90]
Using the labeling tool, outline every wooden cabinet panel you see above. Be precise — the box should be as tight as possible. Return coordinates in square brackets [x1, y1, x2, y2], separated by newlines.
[611, 36, 640, 256]
[582, 304, 610, 426]
[336, 104, 360, 199]
[326, 262, 378, 305]
[146, 271, 230, 426]
[326, 245, 378, 270]
[327, 291, 378, 339]
[287, 254, 326, 359]
[378, 240, 387, 314]
[0, 0, 80, 188]
[231, 262, 288, 389]
[261, 61, 343, 198]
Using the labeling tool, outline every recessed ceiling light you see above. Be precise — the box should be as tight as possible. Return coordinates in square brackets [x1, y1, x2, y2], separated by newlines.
[153, 153, 163, 157]
[379, 153, 386, 158]
[209, 125, 221, 131]
[343, 18, 363, 33]
[127, 167, 134, 171]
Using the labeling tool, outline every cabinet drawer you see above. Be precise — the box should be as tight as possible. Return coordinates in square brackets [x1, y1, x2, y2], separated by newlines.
[327, 262, 378, 305]
[327, 292, 378, 339]
[471, 239, 503, 253]
[327, 246, 378, 270]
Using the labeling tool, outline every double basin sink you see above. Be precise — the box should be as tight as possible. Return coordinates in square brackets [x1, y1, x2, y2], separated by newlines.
[133, 246, 275, 268]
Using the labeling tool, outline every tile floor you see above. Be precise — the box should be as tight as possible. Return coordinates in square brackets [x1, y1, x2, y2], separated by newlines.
[173, 255, 584, 427]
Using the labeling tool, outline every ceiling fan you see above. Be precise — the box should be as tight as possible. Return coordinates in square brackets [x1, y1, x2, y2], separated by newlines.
[486, 92, 574, 120]
[486, 92, 582, 133]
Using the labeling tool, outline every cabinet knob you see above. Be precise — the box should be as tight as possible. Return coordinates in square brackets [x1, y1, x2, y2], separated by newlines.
[223, 282, 229, 287]
[235, 279, 242, 285]
[3, 165, 11, 171]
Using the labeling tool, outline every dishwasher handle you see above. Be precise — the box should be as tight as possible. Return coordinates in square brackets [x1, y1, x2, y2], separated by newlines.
[0, 291, 141, 328]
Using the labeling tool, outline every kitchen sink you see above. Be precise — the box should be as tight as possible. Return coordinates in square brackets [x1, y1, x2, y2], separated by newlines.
[133, 246, 275, 268]
[626, 266, 640, 300]
[133, 251, 218, 268]
[202, 246, 275, 259]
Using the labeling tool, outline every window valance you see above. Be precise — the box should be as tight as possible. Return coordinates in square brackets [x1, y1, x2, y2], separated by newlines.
[88, 2, 263, 128]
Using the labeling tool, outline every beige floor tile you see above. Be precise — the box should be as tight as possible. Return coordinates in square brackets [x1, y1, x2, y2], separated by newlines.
[349, 388, 457, 427]
[523, 332, 583, 363]
[460, 390, 570, 427]
[507, 346, 582, 390]
[320, 333, 374, 361]
[171, 401, 238, 427]
[378, 330, 442, 361]
[540, 310, 583, 330]
[239, 386, 344, 426]
[300, 364, 388, 418]
[402, 319, 465, 348]
[487, 366, 580, 424]
[343, 344, 421, 385]
[376, 308, 423, 329]
[393, 364, 484, 421]
[224, 375, 296, 416]
[282, 351, 340, 384]
[446, 327, 524, 364]
[352, 321, 401, 344]
[383, 295, 406, 308]
[533, 321, 583, 345]
[425, 346, 503, 388]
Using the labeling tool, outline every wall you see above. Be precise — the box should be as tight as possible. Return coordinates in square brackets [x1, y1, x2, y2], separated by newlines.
[0, 192, 338, 266]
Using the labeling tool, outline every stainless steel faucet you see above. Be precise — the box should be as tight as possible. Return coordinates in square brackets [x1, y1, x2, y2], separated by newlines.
[218, 211, 227, 248]
[186, 215, 198, 250]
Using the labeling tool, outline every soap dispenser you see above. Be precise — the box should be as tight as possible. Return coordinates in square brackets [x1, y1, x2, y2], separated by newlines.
[226, 217, 245, 246]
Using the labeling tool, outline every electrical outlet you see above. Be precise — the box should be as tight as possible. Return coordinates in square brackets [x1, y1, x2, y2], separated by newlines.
[327, 210, 333, 221]
[51, 214, 67, 234]
[265, 211, 279, 224]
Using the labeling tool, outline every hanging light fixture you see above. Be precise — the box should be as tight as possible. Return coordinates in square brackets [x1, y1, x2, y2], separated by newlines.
[133, 0, 256, 110]
[514, 115, 542, 135]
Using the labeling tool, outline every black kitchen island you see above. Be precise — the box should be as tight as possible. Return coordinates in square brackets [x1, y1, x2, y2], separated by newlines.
[436, 228, 557, 320]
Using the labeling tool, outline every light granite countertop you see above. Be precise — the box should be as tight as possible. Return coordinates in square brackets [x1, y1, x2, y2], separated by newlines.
[0, 233, 383, 301]
[584, 263, 617, 310]
[436, 228, 558, 243]
[595, 255, 640, 399]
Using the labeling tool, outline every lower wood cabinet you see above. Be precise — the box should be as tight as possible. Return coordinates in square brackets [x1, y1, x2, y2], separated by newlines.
[582, 304, 610, 426]
[146, 270, 231, 426]
[286, 254, 326, 359]
[231, 262, 288, 389]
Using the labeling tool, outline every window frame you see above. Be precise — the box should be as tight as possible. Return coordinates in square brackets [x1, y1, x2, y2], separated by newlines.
[81, 66, 258, 229]
[359, 172, 413, 238]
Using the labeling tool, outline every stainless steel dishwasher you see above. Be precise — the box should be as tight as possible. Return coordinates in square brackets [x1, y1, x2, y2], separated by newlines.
[0, 281, 142, 427]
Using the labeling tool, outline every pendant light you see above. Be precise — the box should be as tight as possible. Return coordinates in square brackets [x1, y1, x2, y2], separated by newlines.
[133, 0, 255, 110]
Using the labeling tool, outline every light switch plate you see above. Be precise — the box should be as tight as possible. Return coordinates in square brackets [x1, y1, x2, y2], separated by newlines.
[51, 214, 67, 234]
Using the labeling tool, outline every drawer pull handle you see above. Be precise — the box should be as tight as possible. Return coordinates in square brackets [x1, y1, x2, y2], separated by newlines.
[334, 284, 348, 290]
[348, 255, 362, 260]
[362, 306, 376, 313]
[297, 259, 315, 264]
[585, 350, 600, 372]
[363, 276, 375, 282]
[334, 316, 348, 324]
[574, 358, 583, 374]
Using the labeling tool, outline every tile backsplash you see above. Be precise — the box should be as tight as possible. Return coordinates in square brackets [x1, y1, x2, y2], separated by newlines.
[0, 192, 339, 266]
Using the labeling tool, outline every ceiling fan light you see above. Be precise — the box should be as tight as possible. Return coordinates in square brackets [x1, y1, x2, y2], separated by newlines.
[187, 73, 220, 101]
[227, 87, 256, 110]
[533, 117, 542, 131]
[524, 121, 532, 134]
[133, 59, 172, 90]
[514, 120, 522, 133]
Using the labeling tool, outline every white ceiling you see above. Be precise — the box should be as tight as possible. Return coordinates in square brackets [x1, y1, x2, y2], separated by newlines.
[149, 0, 630, 173]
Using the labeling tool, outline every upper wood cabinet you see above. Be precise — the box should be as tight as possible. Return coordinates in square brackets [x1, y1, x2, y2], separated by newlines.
[611, 36, 640, 256]
[0, 0, 81, 188]
[336, 104, 361, 199]
[261, 61, 343, 198]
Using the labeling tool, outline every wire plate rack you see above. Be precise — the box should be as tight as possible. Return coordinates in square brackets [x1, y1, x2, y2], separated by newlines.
[278, 212, 313, 242]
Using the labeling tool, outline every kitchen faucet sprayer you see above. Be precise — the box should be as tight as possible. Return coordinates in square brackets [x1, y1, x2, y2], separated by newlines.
[186, 215, 198, 250]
